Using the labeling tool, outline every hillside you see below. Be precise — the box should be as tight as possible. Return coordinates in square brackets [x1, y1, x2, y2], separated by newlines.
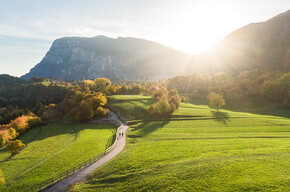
[21, 36, 191, 81]
[185, 10, 290, 75]
[0, 74, 26, 88]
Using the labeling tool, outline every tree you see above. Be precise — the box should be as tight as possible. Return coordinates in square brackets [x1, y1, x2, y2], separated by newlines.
[118, 85, 130, 94]
[106, 85, 117, 95]
[9, 115, 29, 133]
[77, 101, 94, 121]
[6, 139, 26, 156]
[168, 90, 181, 109]
[95, 107, 107, 116]
[94, 78, 112, 92]
[207, 92, 225, 111]
[41, 104, 60, 122]
[68, 101, 94, 122]
[153, 87, 168, 102]
[149, 97, 173, 117]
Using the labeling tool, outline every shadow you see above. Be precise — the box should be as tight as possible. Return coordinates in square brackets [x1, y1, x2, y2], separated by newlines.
[211, 111, 230, 125]
[0, 123, 117, 154]
[105, 130, 117, 149]
[170, 115, 205, 118]
[128, 115, 245, 125]
[151, 136, 290, 141]
[110, 98, 151, 103]
[128, 120, 170, 138]
[188, 97, 290, 119]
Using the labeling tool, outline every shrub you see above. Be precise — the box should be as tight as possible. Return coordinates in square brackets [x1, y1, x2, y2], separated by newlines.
[95, 107, 107, 117]
[9, 115, 29, 133]
[6, 139, 26, 156]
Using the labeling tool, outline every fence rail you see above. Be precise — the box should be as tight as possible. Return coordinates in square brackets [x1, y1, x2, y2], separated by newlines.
[32, 119, 122, 192]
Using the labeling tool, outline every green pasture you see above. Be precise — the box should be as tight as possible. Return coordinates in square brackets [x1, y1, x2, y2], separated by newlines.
[70, 95, 290, 192]
[0, 123, 116, 191]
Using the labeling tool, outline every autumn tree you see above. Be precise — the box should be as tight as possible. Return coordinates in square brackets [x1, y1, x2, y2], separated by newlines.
[9, 115, 29, 133]
[118, 85, 130, 94]
[94, 78, 112, 92]
[67, 92, 107, 122]
[168, 90, 181, 109]
[207, 92, 225, 111]
[7, 139, 26, 156]
[0, 128, 12, 147]
[106, 85, 117, 95]
[148, 97, 173, 117]
[153, 86, 168, 102]
[41, 104, 61, 122]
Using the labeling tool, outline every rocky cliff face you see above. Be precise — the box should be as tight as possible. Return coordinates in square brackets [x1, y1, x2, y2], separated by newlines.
[185, 10, 290, 75]
[22, 36, 191, 81]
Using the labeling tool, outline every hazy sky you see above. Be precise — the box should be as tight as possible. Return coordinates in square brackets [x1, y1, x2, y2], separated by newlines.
[0, 0, 289, 77]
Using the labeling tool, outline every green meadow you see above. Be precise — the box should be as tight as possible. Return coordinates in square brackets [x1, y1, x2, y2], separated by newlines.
[108, 95, 153, 120]
[0, 123, 116, 191]
[70, 95, 290, 192]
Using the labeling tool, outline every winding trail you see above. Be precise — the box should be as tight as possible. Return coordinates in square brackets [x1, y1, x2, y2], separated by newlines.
[43, 112, 128, 192]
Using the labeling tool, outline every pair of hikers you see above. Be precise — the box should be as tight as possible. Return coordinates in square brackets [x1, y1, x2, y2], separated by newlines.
[118, 132, 124, 138]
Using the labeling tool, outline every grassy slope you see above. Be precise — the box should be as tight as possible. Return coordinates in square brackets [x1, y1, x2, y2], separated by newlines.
[108, 95, 153, 120]
[71, 95, 290, 192]
[0, 123, 116, 191]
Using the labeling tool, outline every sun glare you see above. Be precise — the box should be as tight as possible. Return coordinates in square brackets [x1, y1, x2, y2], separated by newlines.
[165, 2, 238, 54]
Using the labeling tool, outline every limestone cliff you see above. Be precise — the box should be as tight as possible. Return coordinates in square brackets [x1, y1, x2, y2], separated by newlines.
[22, 36, 191, 81]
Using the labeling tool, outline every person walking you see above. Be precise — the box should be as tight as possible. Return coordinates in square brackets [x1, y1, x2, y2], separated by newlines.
[122, 132, 124, 137]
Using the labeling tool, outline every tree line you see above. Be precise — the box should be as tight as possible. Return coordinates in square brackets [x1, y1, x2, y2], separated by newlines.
[167, 69, 290, 107]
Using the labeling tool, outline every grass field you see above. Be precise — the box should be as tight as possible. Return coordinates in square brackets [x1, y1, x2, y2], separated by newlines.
[0, 123, 116, 191]
[108, 95, 153, 120]
[70, 95, 290, 192]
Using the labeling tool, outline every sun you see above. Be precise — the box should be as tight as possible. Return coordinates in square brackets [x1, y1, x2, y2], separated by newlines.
[164, 2, 238, 54]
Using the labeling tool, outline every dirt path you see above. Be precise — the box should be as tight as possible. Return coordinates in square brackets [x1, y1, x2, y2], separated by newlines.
[43, 112, 128, 192]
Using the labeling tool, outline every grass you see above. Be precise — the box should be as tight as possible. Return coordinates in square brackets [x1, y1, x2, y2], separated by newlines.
[108, 95, 153, 120]
[186, 95, 290, 118]
[70, 95, 290, 192]
[0, 123, 116, 192]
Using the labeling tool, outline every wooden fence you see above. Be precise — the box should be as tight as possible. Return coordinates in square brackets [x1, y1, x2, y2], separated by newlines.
[31, 119, 122, 192]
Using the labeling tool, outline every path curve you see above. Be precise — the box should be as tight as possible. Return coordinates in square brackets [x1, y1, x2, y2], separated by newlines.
[43, 112, 128, 192]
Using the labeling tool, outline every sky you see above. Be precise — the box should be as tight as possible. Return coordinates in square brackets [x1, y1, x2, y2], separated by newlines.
[0, 0, 289, 77]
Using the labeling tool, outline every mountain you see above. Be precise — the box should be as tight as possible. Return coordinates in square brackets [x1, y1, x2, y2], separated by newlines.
[22, 36, 191, 81]
[185, 10, 290, 75]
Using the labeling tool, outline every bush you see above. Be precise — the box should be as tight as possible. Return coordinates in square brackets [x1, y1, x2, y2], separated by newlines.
[6, 139, 26, 156]
[95, 107, 107, 117]
[9, 115, 29, 133]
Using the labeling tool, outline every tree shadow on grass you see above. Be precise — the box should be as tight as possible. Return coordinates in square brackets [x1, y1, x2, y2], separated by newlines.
[211, 111, 230, 125]
[105, 130, 117, 149]
[129, 120, 170, 138]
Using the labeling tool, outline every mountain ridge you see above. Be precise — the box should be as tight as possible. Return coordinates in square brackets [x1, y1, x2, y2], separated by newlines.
[22, 10, 289, 80]
[21, 36, 191, 81]
[185, 10, 290, 75]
